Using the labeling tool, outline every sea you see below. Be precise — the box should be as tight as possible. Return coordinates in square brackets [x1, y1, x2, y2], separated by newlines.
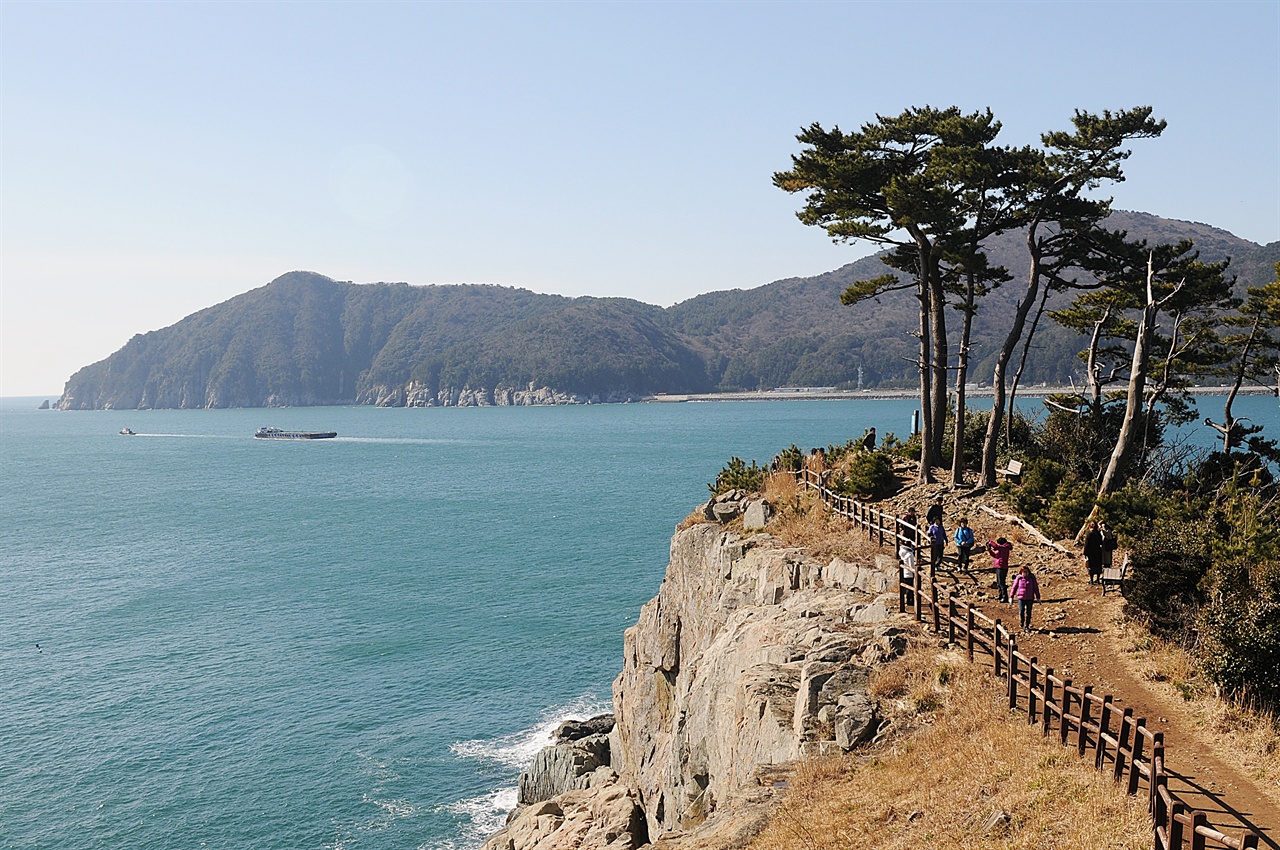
[2, 393, 1276, 850]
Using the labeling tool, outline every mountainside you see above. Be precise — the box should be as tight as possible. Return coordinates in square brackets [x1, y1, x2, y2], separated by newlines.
[57, 213, 1277, 409]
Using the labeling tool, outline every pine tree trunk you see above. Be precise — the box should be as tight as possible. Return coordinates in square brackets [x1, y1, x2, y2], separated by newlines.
[980, 237, 1045, 487]
[952, 285, 975, 485]
[930, 270, 949, 462]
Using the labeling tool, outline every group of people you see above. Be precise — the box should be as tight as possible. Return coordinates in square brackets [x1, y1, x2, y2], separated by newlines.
[897, 497, 1042, 632]
[1082, 520, 1118, 584]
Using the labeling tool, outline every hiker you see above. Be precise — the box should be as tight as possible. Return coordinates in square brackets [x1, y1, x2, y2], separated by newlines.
[861, 427, 876, 451]
[954, 518, 975, 570]
[928, 518, 946, 570]
[926, 496, 944, 528]
[898, 537, 917, 606]
[1099, 521, 1118, 570]
[1083, 520, 1105, 584]
[1011, 564, 1042, 632]
[898, 508, 918, 544]
[987, 536, 1013, 603]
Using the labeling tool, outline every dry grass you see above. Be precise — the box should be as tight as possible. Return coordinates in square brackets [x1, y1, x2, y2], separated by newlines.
[745, 647, 1153, 850]
[1122, 629, 1280, 796]
[761, 474, 877, 561]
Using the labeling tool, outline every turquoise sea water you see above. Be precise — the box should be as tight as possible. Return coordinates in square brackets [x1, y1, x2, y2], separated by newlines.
[2, 395, 1275, 850]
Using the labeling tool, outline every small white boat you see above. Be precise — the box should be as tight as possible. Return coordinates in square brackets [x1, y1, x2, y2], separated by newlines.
[119, 428, 136, 436]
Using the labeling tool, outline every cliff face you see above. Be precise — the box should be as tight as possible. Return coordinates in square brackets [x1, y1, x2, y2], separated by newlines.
[484, 506, 908, 850]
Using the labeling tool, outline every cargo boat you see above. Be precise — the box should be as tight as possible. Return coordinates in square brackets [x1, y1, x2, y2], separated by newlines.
[254, 427, 337, 440]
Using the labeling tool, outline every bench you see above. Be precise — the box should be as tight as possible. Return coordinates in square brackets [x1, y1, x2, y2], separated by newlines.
[997, 458, 1023, 481]
[1100, 555, 1127, 596]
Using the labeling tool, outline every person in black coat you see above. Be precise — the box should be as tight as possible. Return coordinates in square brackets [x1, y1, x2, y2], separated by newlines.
[1083, 520, 1105, 584]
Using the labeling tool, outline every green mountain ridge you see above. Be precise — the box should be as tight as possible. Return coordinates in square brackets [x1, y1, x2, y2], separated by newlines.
[56, 212, 1278, 410]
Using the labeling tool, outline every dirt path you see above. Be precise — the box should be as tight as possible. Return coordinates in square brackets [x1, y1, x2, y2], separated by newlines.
[868, 480, 1280, 847]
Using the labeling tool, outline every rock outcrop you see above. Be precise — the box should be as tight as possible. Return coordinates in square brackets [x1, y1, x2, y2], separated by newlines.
[485, 509, 910, 850]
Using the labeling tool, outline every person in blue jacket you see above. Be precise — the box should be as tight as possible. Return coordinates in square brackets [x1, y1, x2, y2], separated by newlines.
[953, 517, 975, 570]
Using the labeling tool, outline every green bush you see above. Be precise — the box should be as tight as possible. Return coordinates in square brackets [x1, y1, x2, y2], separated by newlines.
[709, 456, 766, 495]
[1043, 478, 1096, 539]
[1200, 560, 1280, 709]
[777, 443, 805, 472]
[1122, 524, 1211, 641]
[833, 451, 897, 499]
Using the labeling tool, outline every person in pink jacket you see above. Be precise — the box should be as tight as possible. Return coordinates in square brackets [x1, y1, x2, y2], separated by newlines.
[986, 536, 1013, 603]
[1010, 564, 1041, 632]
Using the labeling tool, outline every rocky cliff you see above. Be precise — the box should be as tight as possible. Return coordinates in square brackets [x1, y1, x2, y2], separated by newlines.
[482, 500, 909, 850]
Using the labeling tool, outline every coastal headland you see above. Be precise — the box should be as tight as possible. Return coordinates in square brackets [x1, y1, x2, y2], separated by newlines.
[484, 475, 1279, 850]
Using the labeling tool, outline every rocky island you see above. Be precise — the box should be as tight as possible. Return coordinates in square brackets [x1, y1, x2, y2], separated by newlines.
[483, 492, 909, 850]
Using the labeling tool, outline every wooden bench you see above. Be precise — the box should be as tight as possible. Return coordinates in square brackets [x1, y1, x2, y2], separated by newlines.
[1100, 555, 1127, 596]
[997, 458, 1023, 482]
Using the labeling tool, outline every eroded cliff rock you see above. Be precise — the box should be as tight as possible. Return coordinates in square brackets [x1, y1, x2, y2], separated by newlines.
[485, 514, 908, 850]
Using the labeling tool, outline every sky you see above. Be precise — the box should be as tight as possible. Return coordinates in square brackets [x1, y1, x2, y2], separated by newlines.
[2, 1, 1278, 397]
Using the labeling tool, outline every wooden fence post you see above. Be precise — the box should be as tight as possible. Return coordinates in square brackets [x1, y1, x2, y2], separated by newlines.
[914, 569, 923, 622]
[1127, 718, 1146, 795]
[1168, 800, 1185, 850]
[966, 604, 976, 662]
[1028, 660, 1040, 723]
[1114, 708, 1133, 782]
[1059, 680, 1073, 745]
[1095, 696, 1114, 771]
[1190, 810, 1206, 850]
[947, 593, 957, 646]
[1077, 686, 1093, 757]
[929, 580, 938, 631]
[1007, 640, 1018, 709]
[1042, 669, 1055, 736]
[994, 621, 1003, 676]
[1149, 732, 1164, 815]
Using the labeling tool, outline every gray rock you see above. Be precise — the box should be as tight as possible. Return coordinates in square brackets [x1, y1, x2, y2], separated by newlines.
[518, 734, 612, 804]
[555, 714, 615, 742]
[742, 500, 772, 530]
[711, 501, 743, 523]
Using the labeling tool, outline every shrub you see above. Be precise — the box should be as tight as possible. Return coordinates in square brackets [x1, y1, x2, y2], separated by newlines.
[1043, 477, 1096, 539]
[833, 450, 897, 499]
[709, 456, 766, 495]
[776, 443, 805, 473]
[1122, 524, 1211, 641]
[1200, 560, 1280, 710]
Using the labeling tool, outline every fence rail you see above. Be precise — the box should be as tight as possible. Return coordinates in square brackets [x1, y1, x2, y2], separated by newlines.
[793, 467, 1260, 850]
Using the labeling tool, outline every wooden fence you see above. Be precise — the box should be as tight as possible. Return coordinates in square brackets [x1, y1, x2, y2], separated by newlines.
[794, 467, 1261, 850]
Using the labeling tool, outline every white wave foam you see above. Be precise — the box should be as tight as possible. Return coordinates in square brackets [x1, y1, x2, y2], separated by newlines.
[449, 693, 611, 770]
[439, 785, 518, 846]
[436, 694, 612, 848]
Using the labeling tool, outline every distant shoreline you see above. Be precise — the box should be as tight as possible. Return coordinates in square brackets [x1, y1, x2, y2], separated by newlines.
[644, 385, 1279, 403]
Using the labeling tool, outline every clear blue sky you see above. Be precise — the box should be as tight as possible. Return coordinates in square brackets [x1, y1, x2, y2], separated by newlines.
[3, 0, 1277, 397]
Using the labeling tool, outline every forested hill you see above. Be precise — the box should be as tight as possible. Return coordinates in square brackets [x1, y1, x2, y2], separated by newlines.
[57, 212, 1278, 409]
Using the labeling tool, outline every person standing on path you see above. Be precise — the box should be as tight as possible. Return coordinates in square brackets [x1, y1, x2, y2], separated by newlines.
[926, 496, 943, 529]
[1083, 520, 1105, 584]
[928, 518, 946, 571]
[954, 518, 975, 570]
[898, 508, 918, 606]
[1099, 521, 1117, 570]
[1011, 564, 1041, 632]
[987, 536, 1013, 603]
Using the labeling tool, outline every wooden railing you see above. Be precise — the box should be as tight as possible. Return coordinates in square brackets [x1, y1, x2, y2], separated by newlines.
[793, 467, 1261, 850]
